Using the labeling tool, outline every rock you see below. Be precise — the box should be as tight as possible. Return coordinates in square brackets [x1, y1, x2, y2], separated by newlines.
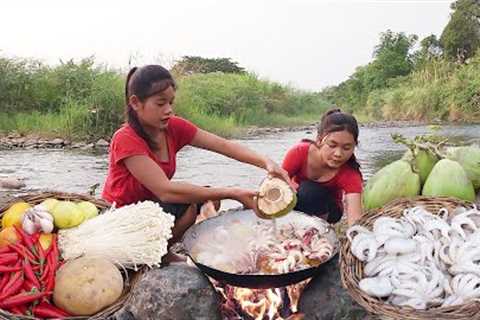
[95, 139, 110, 148]
[81, 143, 95, 150]
[24, 139, 38, 147]
[7, 133, 21, 139]
[71, 142, 86, 149]
[12, 138, 26, 147]
[0, 178, 26, 190]
[115, 264, 221, 320]
[298, 256, 368, 319]
[476, 191, 480, 207]
[49, 138, 64, 146]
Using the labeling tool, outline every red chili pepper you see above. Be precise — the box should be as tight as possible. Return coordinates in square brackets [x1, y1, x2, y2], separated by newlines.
[0, 261, 21, 293]
[0, 265, 22, 273]
[0, 275, 7, 292]
[40, 262, 50, 283]
[36, 241, 46, 274]
[33, 302, 70, 318]
[31, 232, 41, 245]
[23, 258, 41, 289]
[8, 244, 37, 264]
[0, 254, 19, 266]
[0, 246, 12, 254]
[0, 291, 50, 308]
[22, 279, 38, 292]
[45, 270, 55, 293]
[14, 225, 36, 253]
[8, 305, 27, 315]
[0, 273, 24, 300]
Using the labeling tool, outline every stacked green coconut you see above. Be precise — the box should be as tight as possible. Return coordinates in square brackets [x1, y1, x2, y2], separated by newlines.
[363, 133, 480, 210]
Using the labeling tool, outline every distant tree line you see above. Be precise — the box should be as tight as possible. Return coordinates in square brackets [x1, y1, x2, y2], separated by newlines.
[171, 56, 245, 75]
[323, 0, 480, 119]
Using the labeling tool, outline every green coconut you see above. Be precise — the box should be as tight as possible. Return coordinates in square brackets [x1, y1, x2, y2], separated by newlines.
[363, 160, 421, 210]
[444, 146, 480, 190]
[422, 159, 476, 201]
[402, 148, 439, 185]
[257, 177, 297, 219]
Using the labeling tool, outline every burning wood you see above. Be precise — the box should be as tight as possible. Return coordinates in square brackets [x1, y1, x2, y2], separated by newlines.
[212, 278, 310, 320]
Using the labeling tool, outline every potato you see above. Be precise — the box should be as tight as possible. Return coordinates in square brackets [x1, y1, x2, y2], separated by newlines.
[53, 256, 124, 316]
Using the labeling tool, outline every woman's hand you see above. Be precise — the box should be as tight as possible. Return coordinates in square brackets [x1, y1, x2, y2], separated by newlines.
[264, 158, 296, 189]
[231, 188, 258, 209]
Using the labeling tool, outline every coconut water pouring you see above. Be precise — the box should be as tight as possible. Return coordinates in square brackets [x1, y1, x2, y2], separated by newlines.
[255, 177, 298, 238]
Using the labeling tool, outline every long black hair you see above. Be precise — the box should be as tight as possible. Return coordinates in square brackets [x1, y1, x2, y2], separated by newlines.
[316, 108, 361, 172]
[125, 65, 176, 150]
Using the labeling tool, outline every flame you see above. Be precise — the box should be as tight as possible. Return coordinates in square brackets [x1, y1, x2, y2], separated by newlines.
[212, 278, 310, 320]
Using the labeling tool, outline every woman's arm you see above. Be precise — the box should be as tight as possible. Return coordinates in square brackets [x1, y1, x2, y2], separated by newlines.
[190, 129, 293, 185]
[124, 155, 256, 207]
[344, 193, 362, 225]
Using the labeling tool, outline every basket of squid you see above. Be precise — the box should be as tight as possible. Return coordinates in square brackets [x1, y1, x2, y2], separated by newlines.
[340, 196, 480, 320]
[0, 191, 175, 320]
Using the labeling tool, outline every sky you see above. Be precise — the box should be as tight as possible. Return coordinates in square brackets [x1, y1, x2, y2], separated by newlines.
[2, 0, 453, 91]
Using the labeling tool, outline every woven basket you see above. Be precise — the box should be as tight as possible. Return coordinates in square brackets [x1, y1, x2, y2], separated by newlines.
[0, 191, 144, 320]
[340, 196, 480, 320]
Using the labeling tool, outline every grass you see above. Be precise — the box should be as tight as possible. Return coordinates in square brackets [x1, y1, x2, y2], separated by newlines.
[0, 56, 330, 140]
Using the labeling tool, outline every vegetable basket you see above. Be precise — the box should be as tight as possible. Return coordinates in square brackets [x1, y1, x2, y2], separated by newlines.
[0, 191, 144, 320]
[340, 196, 480, 320]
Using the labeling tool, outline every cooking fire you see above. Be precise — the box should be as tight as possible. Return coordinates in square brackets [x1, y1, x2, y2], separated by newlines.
[212, 279, 310, 320]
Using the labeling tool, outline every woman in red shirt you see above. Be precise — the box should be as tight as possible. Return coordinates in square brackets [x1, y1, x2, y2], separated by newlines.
[282, 108, 363, 225]
[102, 65, 291, 261]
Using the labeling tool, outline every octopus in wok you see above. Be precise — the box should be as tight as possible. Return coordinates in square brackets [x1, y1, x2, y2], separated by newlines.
[257, 226, 335, 274]
[192, 222, 335, 274]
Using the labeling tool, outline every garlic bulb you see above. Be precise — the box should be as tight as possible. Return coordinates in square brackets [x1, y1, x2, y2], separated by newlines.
[22, 205, 54, 234]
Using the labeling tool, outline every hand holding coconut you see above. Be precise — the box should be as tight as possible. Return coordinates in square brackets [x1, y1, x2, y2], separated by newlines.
[255, 177, 297, 219]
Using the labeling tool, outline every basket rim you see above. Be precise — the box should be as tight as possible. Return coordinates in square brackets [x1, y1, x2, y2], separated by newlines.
[0, 191, 110, 218]
[0, 191, 144, 320]
[340, 196, 480, 320]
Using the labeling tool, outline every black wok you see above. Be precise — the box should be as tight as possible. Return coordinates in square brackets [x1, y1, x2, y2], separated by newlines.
[181, 208, 339, 289]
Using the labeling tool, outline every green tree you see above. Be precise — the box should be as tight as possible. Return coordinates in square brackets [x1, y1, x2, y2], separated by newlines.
[372, 30, 418, 86]
[328, 30, 417, 111]
[412, 34, 443, 68]
[171, 56, 245, 75]
[440, 0, 480, 63]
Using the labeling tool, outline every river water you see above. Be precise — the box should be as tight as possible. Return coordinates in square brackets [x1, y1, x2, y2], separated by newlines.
[1, 124, 479, 210]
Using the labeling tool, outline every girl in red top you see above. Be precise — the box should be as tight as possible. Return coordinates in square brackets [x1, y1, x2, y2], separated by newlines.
[282, 108, 363, 225]
[102, 65, 291, 261]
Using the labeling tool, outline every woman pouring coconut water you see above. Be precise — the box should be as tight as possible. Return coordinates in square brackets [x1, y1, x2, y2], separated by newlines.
[282, 108, 363, 226]
[102, 65, 293, 262]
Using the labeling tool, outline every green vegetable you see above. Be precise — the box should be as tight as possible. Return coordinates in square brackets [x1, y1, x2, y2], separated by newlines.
[422, 159, 476, 201]
[444, 146, 480, 190]
[402, 148, 439, 185]
[363, 160, 421, 210]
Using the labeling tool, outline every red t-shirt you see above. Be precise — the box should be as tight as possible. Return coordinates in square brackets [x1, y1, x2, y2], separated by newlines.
[282, 141, 363, 209]
[102, 116, 198, 207]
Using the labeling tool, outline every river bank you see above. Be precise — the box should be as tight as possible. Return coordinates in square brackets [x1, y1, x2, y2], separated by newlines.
[0, 119, 464, 151]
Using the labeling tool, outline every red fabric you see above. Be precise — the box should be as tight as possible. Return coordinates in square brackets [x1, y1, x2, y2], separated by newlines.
[102, 116, 198, 206]
[282, 141, 363, 209]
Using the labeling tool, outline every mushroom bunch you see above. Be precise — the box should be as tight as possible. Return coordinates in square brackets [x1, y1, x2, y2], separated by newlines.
[347, 205, 480, 309]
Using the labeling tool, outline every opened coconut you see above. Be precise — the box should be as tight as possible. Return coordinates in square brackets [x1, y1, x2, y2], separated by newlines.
[257, 177, 297, 218]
